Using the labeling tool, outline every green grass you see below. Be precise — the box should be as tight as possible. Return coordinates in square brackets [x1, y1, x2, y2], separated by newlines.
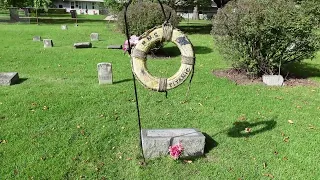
[0, 21, 320, 179]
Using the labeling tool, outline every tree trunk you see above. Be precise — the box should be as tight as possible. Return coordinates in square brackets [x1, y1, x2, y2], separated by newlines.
[192, 5, 199, 20]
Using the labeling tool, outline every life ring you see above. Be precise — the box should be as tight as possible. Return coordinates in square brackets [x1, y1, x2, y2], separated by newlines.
[131, 24, 195, 92]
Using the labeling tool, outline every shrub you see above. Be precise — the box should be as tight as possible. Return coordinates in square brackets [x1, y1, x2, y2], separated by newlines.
[117, 2, 180, 36]
[299, 0, 320, 27]
[212, 0, 320, 77]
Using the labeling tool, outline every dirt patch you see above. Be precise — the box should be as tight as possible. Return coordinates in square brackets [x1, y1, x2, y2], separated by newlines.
[212, 69, 319, 86]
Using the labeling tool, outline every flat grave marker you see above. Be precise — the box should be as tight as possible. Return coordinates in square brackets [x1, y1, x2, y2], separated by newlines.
[141, 128, 206, 159]
[33, 36, 41, 41]
[43, 39, 53, 48]
[90, 33, 99, 41]
[0, 72, 19, 86]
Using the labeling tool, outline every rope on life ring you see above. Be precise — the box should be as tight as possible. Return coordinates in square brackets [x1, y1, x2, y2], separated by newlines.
[131, 23, 195, 92]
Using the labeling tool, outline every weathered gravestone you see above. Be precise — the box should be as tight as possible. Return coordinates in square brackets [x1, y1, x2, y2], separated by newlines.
[141, 128, 205, 159]
[0, 72, 19, 86]
[61, 25, 68, 30]
[74, 42, 92, 48]
[33, 36, 41, 41]
[90, 33, 99, 41]
[107, 45, 122, 49]
[97, 63, 112, 84]
[43, 39, 53, 48]
[262, 75, 284, 86]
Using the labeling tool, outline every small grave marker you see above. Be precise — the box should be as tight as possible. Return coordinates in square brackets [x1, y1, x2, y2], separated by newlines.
[107, 45, 122, 49]
[262, 75, 284, 86]
[97, 63, 112, 84]
[0, 72, 19, 86]
[141, 128, 206, 159]
[33, 36, 41, 41]
[43, 39, 53, 48]
[61, 25, 68, 30]
[90, 33, 99, 41]
[74, 42, 92, 48]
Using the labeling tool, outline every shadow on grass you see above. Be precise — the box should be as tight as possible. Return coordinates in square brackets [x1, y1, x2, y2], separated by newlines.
[227, 119, 277, 138]
[15, 78, 28, 85]
[203, 132, 218, 154]
[177, 23, 212, 34]
[283, 62, 320, 79]
[114, 78, 132, 84]
[148, 45, 212, 59]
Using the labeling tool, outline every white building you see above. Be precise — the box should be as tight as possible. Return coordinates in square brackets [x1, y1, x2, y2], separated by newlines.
[53, 0, 104, 15]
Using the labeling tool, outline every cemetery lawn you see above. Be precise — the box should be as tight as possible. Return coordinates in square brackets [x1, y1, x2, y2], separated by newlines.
[0, 21, 320, 179]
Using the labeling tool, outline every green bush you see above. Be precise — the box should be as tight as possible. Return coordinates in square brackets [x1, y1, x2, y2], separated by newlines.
[212, 0, 320, 77]
[117, 2, 180, 36]
[299, 0, 320, 27]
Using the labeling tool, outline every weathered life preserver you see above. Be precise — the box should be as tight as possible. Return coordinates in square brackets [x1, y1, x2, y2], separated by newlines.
[131, 24, 195, 92]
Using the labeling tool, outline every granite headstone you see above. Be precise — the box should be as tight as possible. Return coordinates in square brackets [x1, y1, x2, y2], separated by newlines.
[97, 63, 112, 84]
[0, 72, 19, 86]
[141, 128, 206, 159]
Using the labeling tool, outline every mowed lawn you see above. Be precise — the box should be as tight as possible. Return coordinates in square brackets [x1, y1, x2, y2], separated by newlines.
[0, 21, 320, 179]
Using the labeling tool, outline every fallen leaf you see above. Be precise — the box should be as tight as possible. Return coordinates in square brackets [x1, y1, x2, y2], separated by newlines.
[263, 173, 274, 179]
[184, 160, 192, 164]
[288, 120, 294, 124]
[283, 137, 289, 142]
[283, 157, 288, 161]
[43, 106, 49, 110]
[198, 102, 203, 106]
[100, 114, 104, 117]
[263, 162, 267, 169]
[126, 158, 132, 161]
[77, 125, 81, 129]
[0, 140, 7, 144]
[308, 124, 315, 129]
[245, 127, 251, 133]
[238, 115, 246, 121]
[281, 132, 285, 136]
[274, 151, 278, 155]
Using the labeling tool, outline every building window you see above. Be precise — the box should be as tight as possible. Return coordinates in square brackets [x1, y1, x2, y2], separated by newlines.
[76, 2, 78, 8]
[71, 2, 74, 9]
[92, 2, 95, 9]
[58, 5, 63, 8]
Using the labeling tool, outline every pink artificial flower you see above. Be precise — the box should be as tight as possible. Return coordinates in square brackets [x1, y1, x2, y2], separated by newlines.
[123, 35, 140, 52]
[169, 142, 184, 160]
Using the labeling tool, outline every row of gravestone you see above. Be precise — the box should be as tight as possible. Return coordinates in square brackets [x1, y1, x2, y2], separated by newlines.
[0, 63, 113, 86]
[33, 32, 99, 48]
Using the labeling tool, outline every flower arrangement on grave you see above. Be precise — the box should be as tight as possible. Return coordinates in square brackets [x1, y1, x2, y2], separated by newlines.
[123, 35, 139, 53]
[168, 142, 184, 160]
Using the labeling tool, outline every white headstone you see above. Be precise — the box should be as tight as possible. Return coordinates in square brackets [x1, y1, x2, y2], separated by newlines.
[43, 39, 53, 48]
[61, 25, 68, 30]
[97, 63, 112, 84]
[90, 33, 99, 41]
[262, 75, 284, 86]
[33, 36, 41, 41]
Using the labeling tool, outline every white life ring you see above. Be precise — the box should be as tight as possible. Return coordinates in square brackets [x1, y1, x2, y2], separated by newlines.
[131, 25, 195, 92]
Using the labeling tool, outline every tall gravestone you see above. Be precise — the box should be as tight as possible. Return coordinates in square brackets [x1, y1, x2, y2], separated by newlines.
[90, 33, 99, 41]
[43, 39, 53, 48]
[0, 72, 19, 86]
[97, 63, 112, 84]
